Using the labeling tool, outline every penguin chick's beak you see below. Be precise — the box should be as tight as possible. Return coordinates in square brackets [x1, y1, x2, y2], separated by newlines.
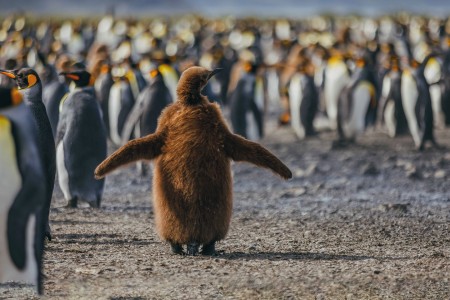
[0, 70, 16, 79]
[207, 68, 223, 81]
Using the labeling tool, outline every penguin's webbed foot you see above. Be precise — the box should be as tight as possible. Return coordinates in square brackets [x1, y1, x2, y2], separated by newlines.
[66, 198, 78, 208]
[186, 242, 200, 256]
[201, 241, 217, 256]
[88, 197, 101, 208]
[171, 243, 185, 255]
[432, 140, 444, 150]
[305, 131, 318, 138]
[331, 139, 349, 149]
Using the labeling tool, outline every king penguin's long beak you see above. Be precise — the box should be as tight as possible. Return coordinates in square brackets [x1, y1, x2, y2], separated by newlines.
[0, 70, 16, 79]
[59, 72, 80, 81]
[207, 68, 223, 80]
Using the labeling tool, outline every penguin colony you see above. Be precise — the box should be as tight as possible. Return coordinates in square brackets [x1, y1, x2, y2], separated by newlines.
[1, 13, 450, 293]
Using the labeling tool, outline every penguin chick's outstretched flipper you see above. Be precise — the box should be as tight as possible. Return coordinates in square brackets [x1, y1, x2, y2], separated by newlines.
[224, 133, 293, 180]
[94, 133, 165, 179]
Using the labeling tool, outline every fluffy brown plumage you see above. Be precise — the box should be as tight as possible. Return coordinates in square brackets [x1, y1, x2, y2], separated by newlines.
[95, 66, 292, 255]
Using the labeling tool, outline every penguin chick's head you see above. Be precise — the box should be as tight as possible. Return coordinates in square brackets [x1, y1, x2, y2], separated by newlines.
[176, 66, 222, 104]
[0, 68, 41, 90]
[59, 70, 92, 88]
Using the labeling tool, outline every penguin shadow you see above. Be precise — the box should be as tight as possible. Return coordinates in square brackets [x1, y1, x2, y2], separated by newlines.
[218, 251, 409, 262]
[50, 233, 157, 246]
[0, 282, 35, 289]
[51, 219, 110, 225]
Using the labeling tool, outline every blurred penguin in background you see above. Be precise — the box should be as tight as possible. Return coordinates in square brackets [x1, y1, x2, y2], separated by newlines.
[336, 52, 378, 143]
[150, 50, 179, 101]
[229, 59, 265, 141]
[41, 63, 69, 136]
[57, 69, 107, 208]
[423, 49, 445, 128]
[440, 36, 450, 125]
[108, 66, 136, 146]
[121, 65, 172, 175]
[378, 55, 409, 137]
[401, 55, 438, 150]
[322, 45, 351, 130]
[94, 60, 114, 136]
[288, 58, 319, 139]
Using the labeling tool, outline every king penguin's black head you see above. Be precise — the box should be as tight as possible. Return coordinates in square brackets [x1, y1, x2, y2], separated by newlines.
[59, 70, 92, 88]
[0, 68, 41, 90]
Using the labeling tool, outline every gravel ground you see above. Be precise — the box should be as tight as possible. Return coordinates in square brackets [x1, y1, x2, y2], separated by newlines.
[1, 126, 449, 300]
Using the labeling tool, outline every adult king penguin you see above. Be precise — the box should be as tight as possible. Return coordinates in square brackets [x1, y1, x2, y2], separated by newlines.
[0, 87, 47, 294]
[121, 67, 172, 176]
[41, 64, 69, 136]
[122, 66, 172, 143]
[378, 56, 408, 137]
[323, 47, 350, 130]
[0, 68, 55, 240]
[288, 60, 319, 139]
[336, 55, 378, 142]
[57, 70, 107, 208]
[108, 72, 136, 146]
[441, 36, 450, 125]
[94, 62, 114, 137]
[95, 66, 292, 256]
[228, 62, 265, 140]
[401, 56, 438, 150]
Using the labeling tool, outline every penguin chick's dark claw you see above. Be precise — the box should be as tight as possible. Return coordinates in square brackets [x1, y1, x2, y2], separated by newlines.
[95, 66, 292, 255]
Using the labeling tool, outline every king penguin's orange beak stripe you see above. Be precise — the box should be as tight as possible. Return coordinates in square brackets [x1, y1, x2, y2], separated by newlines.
[65, 74, 80, 81]
[0, 70, 16, 79]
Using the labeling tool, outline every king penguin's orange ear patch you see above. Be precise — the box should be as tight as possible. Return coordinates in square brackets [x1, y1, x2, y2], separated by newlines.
[27, 74, 38, 88]
[243, 62, 252, 72]
[150, 69, 159, 78]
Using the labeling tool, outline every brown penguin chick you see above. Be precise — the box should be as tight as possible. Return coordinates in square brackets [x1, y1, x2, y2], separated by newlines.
[95, 66, 292, 256]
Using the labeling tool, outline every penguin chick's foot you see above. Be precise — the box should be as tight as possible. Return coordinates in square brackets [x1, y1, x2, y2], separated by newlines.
[171, 243, 184, 255]
[186, 242, 200, 256]
[66, 198, 78, 208]
[201, 241, 217, 256]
